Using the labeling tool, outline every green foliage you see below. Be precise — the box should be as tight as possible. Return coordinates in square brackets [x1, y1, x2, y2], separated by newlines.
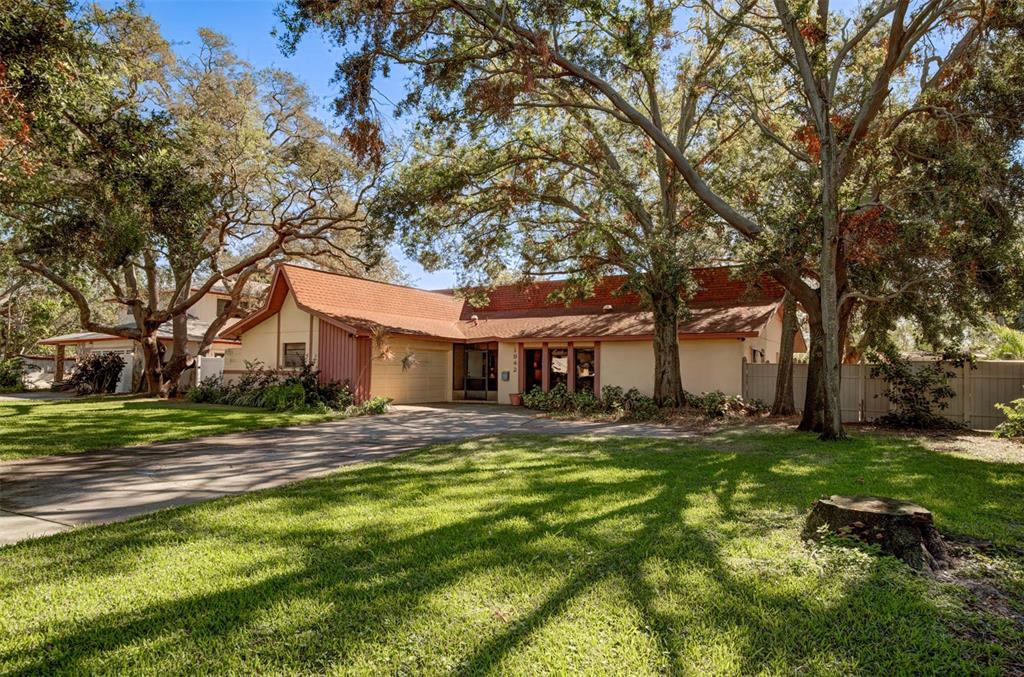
[686, 390, 768, 419]
[868, 349, 971, 430]
[986, 323, 1024, 360]
[522, 384, 660, 421]
[68, 352, 125, 395]
[0, 358, 25, 391]
[355, 396, 392, 416]
[993, 398, 1024, 438]
[186, 359, 373, 414]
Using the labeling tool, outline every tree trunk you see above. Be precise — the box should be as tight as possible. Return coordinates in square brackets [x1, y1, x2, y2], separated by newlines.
[817, 142, 846, 440]
[651, 291, 685, 407]
[139, 333, 166, 397]
[798, 318, 826, 432]
[159, 311, 194, 397]
[771, 292, 797, 416]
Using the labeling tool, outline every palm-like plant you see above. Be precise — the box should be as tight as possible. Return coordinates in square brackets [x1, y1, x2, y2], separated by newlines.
[987, 323, 1024, 360]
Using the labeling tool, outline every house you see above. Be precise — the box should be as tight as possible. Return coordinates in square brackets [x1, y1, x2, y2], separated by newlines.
[38, 283, 264, 392]
[221, 264, 805, 404]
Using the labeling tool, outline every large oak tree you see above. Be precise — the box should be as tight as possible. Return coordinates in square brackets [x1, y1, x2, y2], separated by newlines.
[282, 0, 1020, 438]
[3, 5, 382, 395]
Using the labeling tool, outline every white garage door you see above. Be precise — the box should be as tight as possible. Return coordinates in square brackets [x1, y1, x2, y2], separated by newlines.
[370, 343, 450, 403]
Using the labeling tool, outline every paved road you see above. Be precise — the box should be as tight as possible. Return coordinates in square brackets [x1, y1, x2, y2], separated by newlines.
[1, 404, 686, 545]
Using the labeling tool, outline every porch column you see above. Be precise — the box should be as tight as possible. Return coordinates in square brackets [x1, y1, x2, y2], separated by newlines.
[541, 342, 550, 392]
[567, 342, 575, 393]
[594, 341, 601, 396]
[54, 344, 65, 382]
[517, 342, 525, 393]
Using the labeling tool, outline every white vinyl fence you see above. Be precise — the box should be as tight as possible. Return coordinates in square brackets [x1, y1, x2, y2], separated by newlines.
[742, 360, 1024, 429]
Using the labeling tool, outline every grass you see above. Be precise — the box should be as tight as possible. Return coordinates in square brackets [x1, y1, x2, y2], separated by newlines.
[0, 397, 338, 460]
[2, 430, 1023, 675]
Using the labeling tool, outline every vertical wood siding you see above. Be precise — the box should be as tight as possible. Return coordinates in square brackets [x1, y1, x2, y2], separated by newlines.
[317, 319, 372, 402]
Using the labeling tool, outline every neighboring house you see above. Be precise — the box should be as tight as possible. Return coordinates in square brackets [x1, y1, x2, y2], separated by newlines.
[16, 354, 78, 389]
[38, 283, 264, 391]
[222, 264, 805, 404]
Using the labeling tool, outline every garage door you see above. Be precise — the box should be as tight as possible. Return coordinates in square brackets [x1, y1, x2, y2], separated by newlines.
[370, 342, 450, 403]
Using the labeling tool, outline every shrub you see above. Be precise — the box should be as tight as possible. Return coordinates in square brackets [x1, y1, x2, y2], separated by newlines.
[186, 357, 359, 414]
[521, 383, 660, 420]
[993, 398, 1024, 438]
[352, 396, 392, 416]
[261, 382, 307, 412]
[0, 358, 24, 391]
[686, 390, 767, 418]
[69, 352, 126, 395]
[521, 385, 552, 411]
[868, 348, 970, 429]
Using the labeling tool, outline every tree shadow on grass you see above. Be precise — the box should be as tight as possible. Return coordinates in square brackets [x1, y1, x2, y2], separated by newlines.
[1, 433, 1019, 674]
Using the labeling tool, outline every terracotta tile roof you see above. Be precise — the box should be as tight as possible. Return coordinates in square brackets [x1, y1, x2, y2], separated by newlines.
[224, 264, 787, 342]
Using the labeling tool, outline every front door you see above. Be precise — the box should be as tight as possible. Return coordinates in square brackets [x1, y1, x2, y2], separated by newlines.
[462, 345, 498, 400]
[523, 348, 543, 393]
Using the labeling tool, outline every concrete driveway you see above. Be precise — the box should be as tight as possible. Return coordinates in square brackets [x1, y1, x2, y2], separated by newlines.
[1, 403, 685, 545]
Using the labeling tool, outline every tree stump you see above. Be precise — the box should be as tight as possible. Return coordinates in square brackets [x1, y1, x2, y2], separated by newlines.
[803, 495, 951, 572]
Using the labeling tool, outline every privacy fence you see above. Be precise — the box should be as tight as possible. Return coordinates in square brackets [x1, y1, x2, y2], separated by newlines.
[741, 360, 1024, 429]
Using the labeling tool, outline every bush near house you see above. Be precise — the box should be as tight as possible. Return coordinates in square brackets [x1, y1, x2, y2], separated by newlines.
[187, 359, 391, 416]
[68, 352, 125, 395]
[521, 384, 766, 421]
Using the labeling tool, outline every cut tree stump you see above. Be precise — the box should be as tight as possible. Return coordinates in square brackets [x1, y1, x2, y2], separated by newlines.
[803, 495, 951, 572]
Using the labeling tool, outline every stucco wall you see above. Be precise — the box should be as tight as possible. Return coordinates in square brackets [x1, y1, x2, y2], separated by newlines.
[497, 342, 518, 404]
[679, 339, 746, 395]
[600, 341, 656, 395]
[370, 337, 452, 403]
[224, 291, 317, 372]
[597, 338, 748, 396]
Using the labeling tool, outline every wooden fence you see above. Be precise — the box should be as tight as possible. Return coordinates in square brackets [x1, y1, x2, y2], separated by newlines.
[741, 360, 1024, 429]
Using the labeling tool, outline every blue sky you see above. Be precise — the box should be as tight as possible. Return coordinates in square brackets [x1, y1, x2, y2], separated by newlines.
[127, 0, 457, 288]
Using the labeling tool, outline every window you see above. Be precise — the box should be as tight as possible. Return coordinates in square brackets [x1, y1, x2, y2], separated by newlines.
[283, 342, 306, 368]
[216, 298, 231, 317]
[549, 348, 569, 389]
[575, 349, 596, 394]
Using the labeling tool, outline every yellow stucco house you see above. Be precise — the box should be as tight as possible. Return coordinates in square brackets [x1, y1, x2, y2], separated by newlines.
[222, 264, 805, 404]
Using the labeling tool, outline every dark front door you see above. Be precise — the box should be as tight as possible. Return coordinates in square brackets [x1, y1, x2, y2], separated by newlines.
[463, 345, 499, 400]
[524, 348, 543, 393]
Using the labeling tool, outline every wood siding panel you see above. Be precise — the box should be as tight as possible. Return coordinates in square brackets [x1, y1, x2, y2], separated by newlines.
[317, 319, 372, 402]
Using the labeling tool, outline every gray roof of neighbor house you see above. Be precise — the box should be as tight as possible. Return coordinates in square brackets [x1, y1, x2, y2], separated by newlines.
[39, 318, 240, 346]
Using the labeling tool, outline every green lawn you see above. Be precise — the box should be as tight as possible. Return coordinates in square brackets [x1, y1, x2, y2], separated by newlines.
[2, 431, 1023, 674]
[0, 398, 337, 460]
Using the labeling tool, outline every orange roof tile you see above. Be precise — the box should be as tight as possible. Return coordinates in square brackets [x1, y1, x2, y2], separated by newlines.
[224, 264, 788, 342]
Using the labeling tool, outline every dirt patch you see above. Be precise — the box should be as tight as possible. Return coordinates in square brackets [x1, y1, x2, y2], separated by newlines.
[846, 425, 1024, 464]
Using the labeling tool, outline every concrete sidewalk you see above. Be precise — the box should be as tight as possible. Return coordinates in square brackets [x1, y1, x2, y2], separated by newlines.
[1, 404, 687, 545]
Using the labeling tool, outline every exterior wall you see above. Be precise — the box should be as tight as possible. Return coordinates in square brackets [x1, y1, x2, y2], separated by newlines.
[745, 307, 782, 364]
[679, 339, 746, 395]
[224, 290, 316, 373]
[369, 337, 453, 403]
[600, 341, 656, 395]
[592, 338, 748, 397]
[497, 342, 518, 404]
[189, 293, 220, 324]
[317, 320, 371, 401]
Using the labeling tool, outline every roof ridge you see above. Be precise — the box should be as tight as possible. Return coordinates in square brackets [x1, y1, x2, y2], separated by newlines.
[280, 263, 462, 298]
